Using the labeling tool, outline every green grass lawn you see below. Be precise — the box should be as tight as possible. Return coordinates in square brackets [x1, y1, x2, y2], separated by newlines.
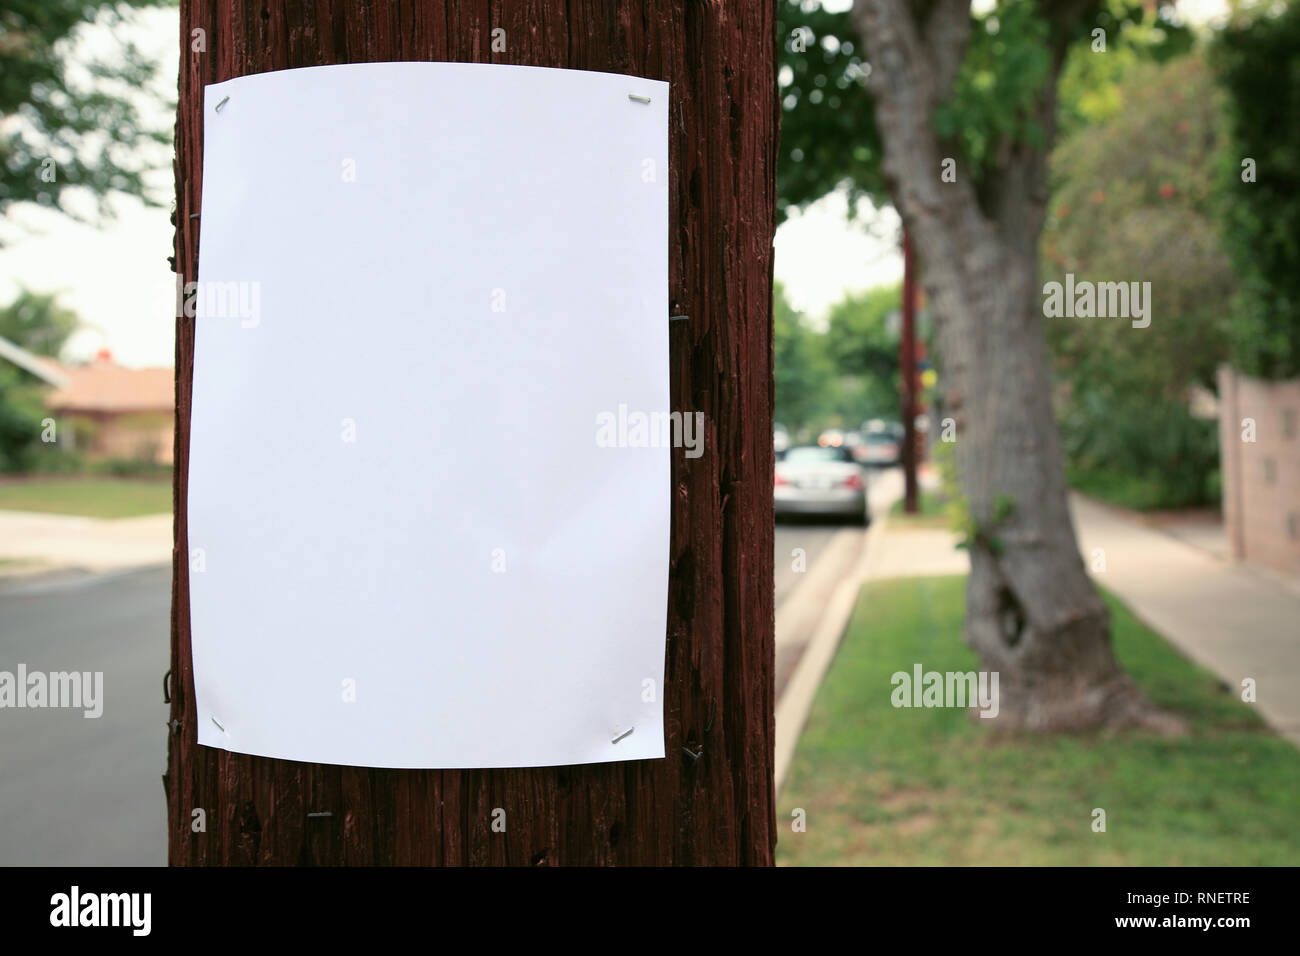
[0, 478, 172, 518]
[887, 489, 951, 529]
[777, 574, 1300, 865]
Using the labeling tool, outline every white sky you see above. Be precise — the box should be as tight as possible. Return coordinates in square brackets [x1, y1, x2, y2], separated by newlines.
[0, 0, 1231, 368]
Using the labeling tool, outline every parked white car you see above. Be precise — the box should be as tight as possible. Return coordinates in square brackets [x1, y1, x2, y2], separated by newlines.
[774, 445, 869, 524]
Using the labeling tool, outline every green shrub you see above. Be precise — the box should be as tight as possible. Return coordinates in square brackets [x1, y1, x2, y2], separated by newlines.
[1214, 4, 1300, 379]
[0, 367, 46, 473]
[1060, 387, 1219, 509]
[88, 457, 172, 480]
[25, 445, 87, 474]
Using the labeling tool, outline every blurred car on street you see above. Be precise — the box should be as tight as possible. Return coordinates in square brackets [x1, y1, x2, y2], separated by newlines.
[863, 418, 904, 439]
[775, 445, 869, 524]
[774, 423, 790, 457]
[857, 430, 901, 467]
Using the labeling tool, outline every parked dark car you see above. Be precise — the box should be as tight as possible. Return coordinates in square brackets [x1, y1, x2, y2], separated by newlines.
[857, 431, 901, 468]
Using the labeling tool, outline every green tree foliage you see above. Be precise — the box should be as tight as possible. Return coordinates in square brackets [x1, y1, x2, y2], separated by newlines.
[1047, 54, 1233, 397]
[774, 282, 835, 435]
[1214, 2, 1300, 379]
[1056, 2, 1193, 138]
[0, 288, 81, 471]
[775, 280, 904, 436]
[825, 282, 900, 416]
[935, 1, 1189, 216]
[0, 0, 173, 235]
[1046, 53, 1232, 508]
[778, 1, 1187, 216]
[0, 288, 80, 356]
[0, 364, 46, 472]
[776, 0, 885, 222]
[934, 0, 1053, 183]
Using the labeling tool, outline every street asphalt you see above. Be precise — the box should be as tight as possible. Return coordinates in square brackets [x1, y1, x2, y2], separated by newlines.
[0, 565, 171, 866]
[774, 523, 844, 607]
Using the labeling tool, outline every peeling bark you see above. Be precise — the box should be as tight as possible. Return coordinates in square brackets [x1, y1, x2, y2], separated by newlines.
[167, 0, 777, 865]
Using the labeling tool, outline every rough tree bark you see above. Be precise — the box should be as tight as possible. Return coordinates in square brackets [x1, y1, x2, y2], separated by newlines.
[166, 0, 777, 865]
[850, 0, 1180, 732]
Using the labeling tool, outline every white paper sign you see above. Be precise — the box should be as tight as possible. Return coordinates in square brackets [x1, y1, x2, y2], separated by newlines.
[188, 63, 669, 769]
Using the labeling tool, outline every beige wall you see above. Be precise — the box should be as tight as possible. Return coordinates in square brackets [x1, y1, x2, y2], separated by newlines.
[62, 411, 174, 465]
[1218, 366, 1300, 576]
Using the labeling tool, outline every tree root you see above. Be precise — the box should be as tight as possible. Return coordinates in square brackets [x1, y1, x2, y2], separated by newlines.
[976, 673, 1188, 736]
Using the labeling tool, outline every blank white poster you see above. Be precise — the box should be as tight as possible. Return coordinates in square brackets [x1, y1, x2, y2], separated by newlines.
[188, 62, 669, 768]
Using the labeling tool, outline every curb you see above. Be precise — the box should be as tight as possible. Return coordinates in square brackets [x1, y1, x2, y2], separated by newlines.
[774, 503, 892, 797]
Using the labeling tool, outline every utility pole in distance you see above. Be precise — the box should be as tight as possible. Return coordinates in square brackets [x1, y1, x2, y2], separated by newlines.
[900, 230, 920, 514]
[165, 1, 777, 865]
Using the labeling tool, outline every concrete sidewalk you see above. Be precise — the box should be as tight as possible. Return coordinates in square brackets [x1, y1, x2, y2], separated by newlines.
[1072, 495, 1300, 744]
[0, 509, 172, 576]
[860, 492, 1300, 745]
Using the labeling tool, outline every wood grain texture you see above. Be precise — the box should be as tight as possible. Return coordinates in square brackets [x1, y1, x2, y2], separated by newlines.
[167, 0, 777, 866]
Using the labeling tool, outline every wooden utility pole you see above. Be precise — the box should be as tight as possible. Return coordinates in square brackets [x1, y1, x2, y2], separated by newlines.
[900, 229, 919, 514]
[165, 1, 777, 865]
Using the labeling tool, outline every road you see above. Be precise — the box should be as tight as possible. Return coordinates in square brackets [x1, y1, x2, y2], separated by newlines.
[774, 466, 900, 608]
[0, 566, 171, 866]
[774, 523, 846, 607]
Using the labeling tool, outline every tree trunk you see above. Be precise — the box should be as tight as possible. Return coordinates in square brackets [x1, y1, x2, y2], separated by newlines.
[851, 0, 1180, 732]
[166, 0, 778, 865]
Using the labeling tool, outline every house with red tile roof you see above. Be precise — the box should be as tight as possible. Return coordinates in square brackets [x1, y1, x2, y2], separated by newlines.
[1, 339, 174, 464]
